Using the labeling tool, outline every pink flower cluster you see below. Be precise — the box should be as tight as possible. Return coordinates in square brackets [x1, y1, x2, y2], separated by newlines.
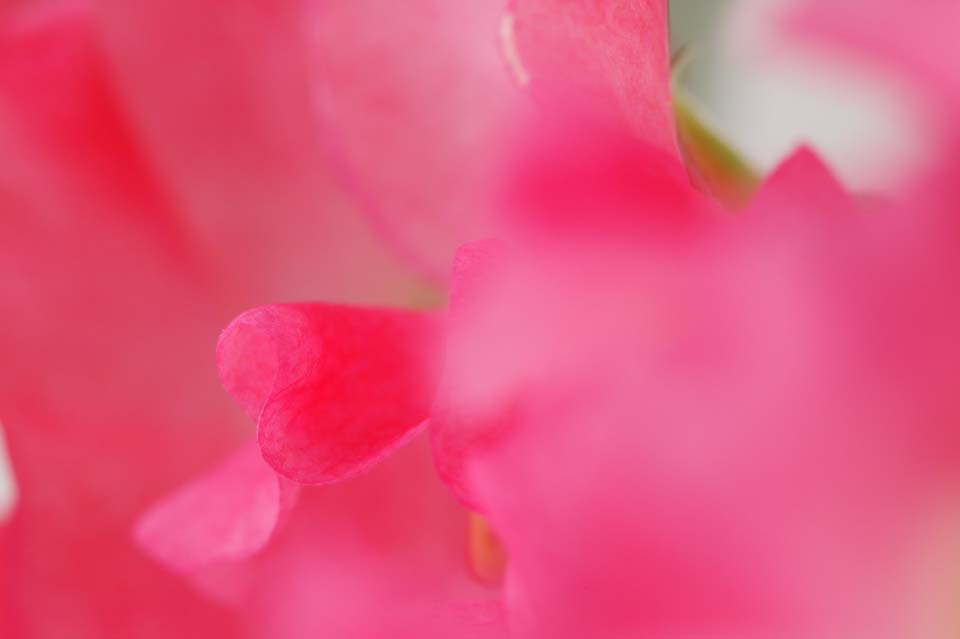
[3, 1, 960, 638]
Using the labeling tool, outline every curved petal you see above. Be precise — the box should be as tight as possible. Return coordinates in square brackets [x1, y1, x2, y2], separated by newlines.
[93, 0, 431, 304]
[434, 109, 713, 507]
[0, 1, 190, 254]
[0, 2, 475, 636]
[444, 123, 960, 635]
[496, 105, 707, 245]
[218, 304, 444, 485]
[135, 442, 299, 574]
[94, 0, 508, 289]
[787, 0, 960, 110]
[505, 0, 677, 155]
[431, 240, 511, 508]
[206, 436, 505, 638]
[307, 0, 518, 279]
[0, 6, 248, 636]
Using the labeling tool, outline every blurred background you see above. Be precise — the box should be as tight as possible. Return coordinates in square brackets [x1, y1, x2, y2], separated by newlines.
[670, 0, 930, 191]
[0, 0, 935, 526]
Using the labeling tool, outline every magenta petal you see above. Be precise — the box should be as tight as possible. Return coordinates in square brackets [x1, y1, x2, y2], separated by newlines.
[218, 304, 444, 485]
[747, 146, 852, 222]
[224, 437, 505, 638]
[135, 442, 299, 573]
[500, 107, 707, 245]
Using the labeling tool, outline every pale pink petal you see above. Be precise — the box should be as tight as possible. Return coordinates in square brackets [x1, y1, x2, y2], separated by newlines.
[506, 0, 677, 155]
[251, 437, 507, 639]
[94, 0, 510, 287]
[0, 2, 482, 636]
[433, 112, 712, 506]
[93, 0, 431, 304]
[431, 240, 512, 507]
[0, 2, 190, 253]
[218, 304, 444, 484]
[185, 436, 506, 638]
[135, 442, 299, 574]
[307, 0, 518, 279]
[788, 0, 960, 109]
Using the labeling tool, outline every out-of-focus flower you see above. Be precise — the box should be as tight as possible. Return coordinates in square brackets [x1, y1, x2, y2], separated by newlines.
[448, 118, 960, 638]
[8, 0, 960, 637]
[213, 2, 960, 639]
[209, 0, 676, 491]
[0, 0, 517, 636]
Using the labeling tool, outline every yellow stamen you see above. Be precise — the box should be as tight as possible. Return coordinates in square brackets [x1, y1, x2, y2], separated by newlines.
[467, 512, 507, 585]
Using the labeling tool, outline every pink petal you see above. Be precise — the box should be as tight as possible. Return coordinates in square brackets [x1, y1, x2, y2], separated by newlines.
[444, 111, 960, 635]
[431, 240, 512, 507]
[308, 0, 520, 279]
[95, 0, 513, 286]
[787, 0, 960, 110]
[229, 436, 505, 639]
[218, 304, 444, 485]
[433, 112, 713, 506]
[93, 0, 431, 304]
[0, 7, 248, 635]
[506, 0, 677, 155]
[135, 442, 299, 574]
[497, 105, 707, 246]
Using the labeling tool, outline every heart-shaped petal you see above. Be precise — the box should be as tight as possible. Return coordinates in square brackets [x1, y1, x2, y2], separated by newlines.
[218, 304, 444, 485]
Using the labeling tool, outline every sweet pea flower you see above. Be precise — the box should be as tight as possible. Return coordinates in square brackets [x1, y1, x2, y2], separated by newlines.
[0, 0, 518, 636]
[139, 1, 676, 636]
[8, 0, 959, 637]
[212, 3, 960, 639]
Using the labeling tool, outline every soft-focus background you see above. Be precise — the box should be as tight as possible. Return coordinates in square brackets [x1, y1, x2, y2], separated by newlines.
[0, 0, 935, 527]
[670, 0, 930, 191]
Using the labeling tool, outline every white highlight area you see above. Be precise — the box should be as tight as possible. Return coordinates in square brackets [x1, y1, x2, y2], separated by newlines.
[0, 421, 18, 523]
[671, 0, 934, 192]
[500, 13, 531, 87]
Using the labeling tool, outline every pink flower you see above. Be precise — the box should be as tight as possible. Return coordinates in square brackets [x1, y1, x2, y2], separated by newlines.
[452, 119, 960, 637]
[136, 3, 677, 637]
[10, 0, 955, 637]
[0, 0, 516, 636]
[212, 3, 960, 639]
